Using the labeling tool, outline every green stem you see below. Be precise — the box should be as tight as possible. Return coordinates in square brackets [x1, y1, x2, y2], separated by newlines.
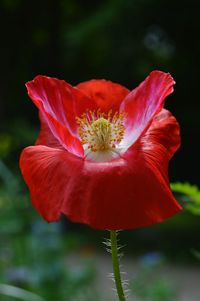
[110, 230, 126, 301]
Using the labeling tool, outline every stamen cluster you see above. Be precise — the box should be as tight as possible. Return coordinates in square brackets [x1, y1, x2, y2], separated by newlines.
[76, 109, 125, 152]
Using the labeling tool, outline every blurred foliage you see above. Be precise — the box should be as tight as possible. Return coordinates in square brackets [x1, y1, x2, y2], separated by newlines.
[191, 249, 200, 261]
[171, 182, 200, 215]
[0, 134, 12, 159]
[0, 284, 45, 301]
[132, 253, 177, 301]
[134, 277, 176, 301]
[171, 182, 200, 263]
[0, 161, 104, 301]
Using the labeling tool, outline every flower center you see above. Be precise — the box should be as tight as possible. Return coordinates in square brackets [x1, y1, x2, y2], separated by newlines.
[76, 110, 125, 152]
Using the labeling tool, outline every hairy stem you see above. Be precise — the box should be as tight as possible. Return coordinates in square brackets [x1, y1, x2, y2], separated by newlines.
[110, 230, 127, 301]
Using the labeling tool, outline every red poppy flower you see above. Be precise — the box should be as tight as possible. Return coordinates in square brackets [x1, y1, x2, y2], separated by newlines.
[20, 71, 182, 230]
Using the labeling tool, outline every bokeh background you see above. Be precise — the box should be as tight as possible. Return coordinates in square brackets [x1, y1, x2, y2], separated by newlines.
[0, 0, 200, 300]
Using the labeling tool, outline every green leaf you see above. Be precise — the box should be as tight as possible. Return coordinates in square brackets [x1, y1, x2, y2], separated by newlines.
[0, 284, 45, 301]
[171, 182, 200, 215]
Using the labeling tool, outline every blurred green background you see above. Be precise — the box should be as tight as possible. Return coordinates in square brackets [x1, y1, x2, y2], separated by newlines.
[0, 0, 200, 300]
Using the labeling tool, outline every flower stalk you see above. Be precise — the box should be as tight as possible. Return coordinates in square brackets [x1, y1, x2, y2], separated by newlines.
[110, 230, 127, 301]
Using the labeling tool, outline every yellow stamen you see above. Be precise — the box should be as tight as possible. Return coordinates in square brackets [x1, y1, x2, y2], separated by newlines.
[76, 110, 125, 152]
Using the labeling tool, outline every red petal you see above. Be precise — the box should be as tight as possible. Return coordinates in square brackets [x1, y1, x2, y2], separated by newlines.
[20, 146, 84, 222]
[26, 76, 97, 157]
[120, 71, 175, 150]
[20, 109, 181, 230]
[144, 109, 181, 159]
[77, 79, 129, 112]
[36, 112, 64, 149]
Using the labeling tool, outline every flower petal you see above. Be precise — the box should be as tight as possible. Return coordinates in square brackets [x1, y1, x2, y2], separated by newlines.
[144, 108, 181, 159]
[20, 145, 84, 222]
[20, 108, 181, 230]
[77, 79, 129, 112]
[36, 112, 64, 149]
[26, 76, 97, 157]
[120, 71, 175, 150]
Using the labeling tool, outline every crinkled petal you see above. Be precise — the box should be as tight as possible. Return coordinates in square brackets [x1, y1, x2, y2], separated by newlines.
[20, 108, 181, 230]
[20, 146, 84, 222]
[26, 76, 98, 157]
[144, 108, 181, 159]
[120, 71, 175, 151]
[36, 112, 64, 149]
[77, 79, 129, 112]
[26, 75, 96, 133]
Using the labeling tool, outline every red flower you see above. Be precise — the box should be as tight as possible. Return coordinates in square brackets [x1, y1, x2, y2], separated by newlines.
[20, 71, 182, 230]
